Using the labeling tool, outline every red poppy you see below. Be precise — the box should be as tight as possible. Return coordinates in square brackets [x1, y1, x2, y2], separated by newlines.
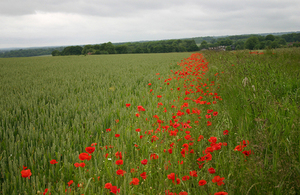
[242, 150, 252, 156]
[150, 153, 159, 160]
[141, 159, 148, 165]
[140, 172, 147, 179]
[157, 95, 162, 98]
[179, 192, 188, 195]
[137, 105, 145, 112]
[198, 180, 207, 186]
[148, 83, 152, 86]
[126, 104, 131, 107]
[214, 192, 228, 195]
[115, 134, 120, 137]
[189, 171, 197, 177]
[115, 159, 123, 165]
[106, 128, 111, 132]
[79, 162, 85, 167]
[135, 113, 140, 117]
[43, 188, 49, 195]
[79, 153, 92, 161]
[223, 130, 229, 135]
[116, 169, 126, 176]
[110, 186, 120, 194]
[167, 173, 175, 181]
[85, 147, 95, 154]
[21, 168, 32, 179]
[136, 128, 141, 132]
[129, 178, 139, 185]
[212, 176, 225, 186]
[74, 163, 80, 167]
[207, 121, 212, 126]
[115, 151, 122, 159]
[50, 159, 58, 164]
[68, 180, 73, 186]
[104, 183, 112, 189]
[208, 167, 216, 174]
[182, 175, 190, 181]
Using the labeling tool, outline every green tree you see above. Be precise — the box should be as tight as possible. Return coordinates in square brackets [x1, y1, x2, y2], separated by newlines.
[265, 34, 275, 41]
[51, 50, 61, 56]
[245, 36, 259, 50]
[199, 41, 208, 50]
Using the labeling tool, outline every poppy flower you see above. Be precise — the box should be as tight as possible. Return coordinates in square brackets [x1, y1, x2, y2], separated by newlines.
[104, 183, 112, 189]
[214, 192, 228, 195]
[110, 186, 120, 194]
[79, 162, 85, 167]
[242, 150, 252, 156]
[115, 134, 120, 137]
[157, 95, 162, 98]
[198, 180, 207, 186]
[148, 83, 152, 86]
[189, 171, 197, 177]
[21, 168, 32, 179]
[182, 176, 190, 181]
[116, 169, 126, 176]
[137, 105, 145, 112]
[136, 128, 141, 132]
[126, 104, 131, 107]
[179, 192, 188, 195]
[141, 159, 148, 165]
[68, 180, 73, 186]
[129, 178, 139, 185]
[106, 128, 111, 132]
[43, 188, 49, 195]
[150, 153, 159, 160]
[79, 153, 92, 161]
[223, 130, 229, 135]
[115, 159, 123, 165]
[167, 173, 175, 181]
[115, 151, 122, 159]
[140, 172, 147, 179]
[208, 167, 216, 174]
[135, 113, 140, 117]
[50, 159, 58, 164]
[212, 176, 225, 186]
[74, 163, 80, 167]
[85, 147, 95, 154]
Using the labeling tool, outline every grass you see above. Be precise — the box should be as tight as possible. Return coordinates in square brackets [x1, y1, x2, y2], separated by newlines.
[0, 49, 299, 194]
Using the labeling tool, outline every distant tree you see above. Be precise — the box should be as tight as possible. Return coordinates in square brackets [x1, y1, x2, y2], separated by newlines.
[115, 45, 128, 54]
[199, 41, 208, 50]
[278, 38, 287, 45]
[234, 40, 245, 50]
[245, 36, 259, 50]
[51, 50, 61, 56]
[265, 34, 275, 41]
[270, 41, 279, 49]
[61, 46, 83, 55]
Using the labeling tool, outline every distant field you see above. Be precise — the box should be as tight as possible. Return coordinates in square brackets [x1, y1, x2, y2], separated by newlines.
[0, 49, 299, 194]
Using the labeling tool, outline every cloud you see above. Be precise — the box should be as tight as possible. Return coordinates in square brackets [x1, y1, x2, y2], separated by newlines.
[0, 0, 300, 48]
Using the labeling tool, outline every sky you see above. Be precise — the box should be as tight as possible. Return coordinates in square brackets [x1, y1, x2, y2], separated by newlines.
[0, 0, 299, 49]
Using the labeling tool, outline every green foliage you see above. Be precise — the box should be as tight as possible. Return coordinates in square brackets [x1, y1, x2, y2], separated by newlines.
[61, 46, 83, 56]
[265, 34, 275, 41]
[245, 36, 260, 50]
[202, 48, 300, 194]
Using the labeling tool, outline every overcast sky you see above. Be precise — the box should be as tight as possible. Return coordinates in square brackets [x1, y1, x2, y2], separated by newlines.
[0, 0, 299, 49]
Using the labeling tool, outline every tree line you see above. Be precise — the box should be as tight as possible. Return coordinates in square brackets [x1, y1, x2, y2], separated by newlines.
[1, 32, 299, 58]
[51, 39, 199, 56]
[199, 32, 300, 51]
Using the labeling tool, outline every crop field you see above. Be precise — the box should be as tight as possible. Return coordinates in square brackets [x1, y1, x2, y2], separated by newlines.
[0, 49, 299, 195]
